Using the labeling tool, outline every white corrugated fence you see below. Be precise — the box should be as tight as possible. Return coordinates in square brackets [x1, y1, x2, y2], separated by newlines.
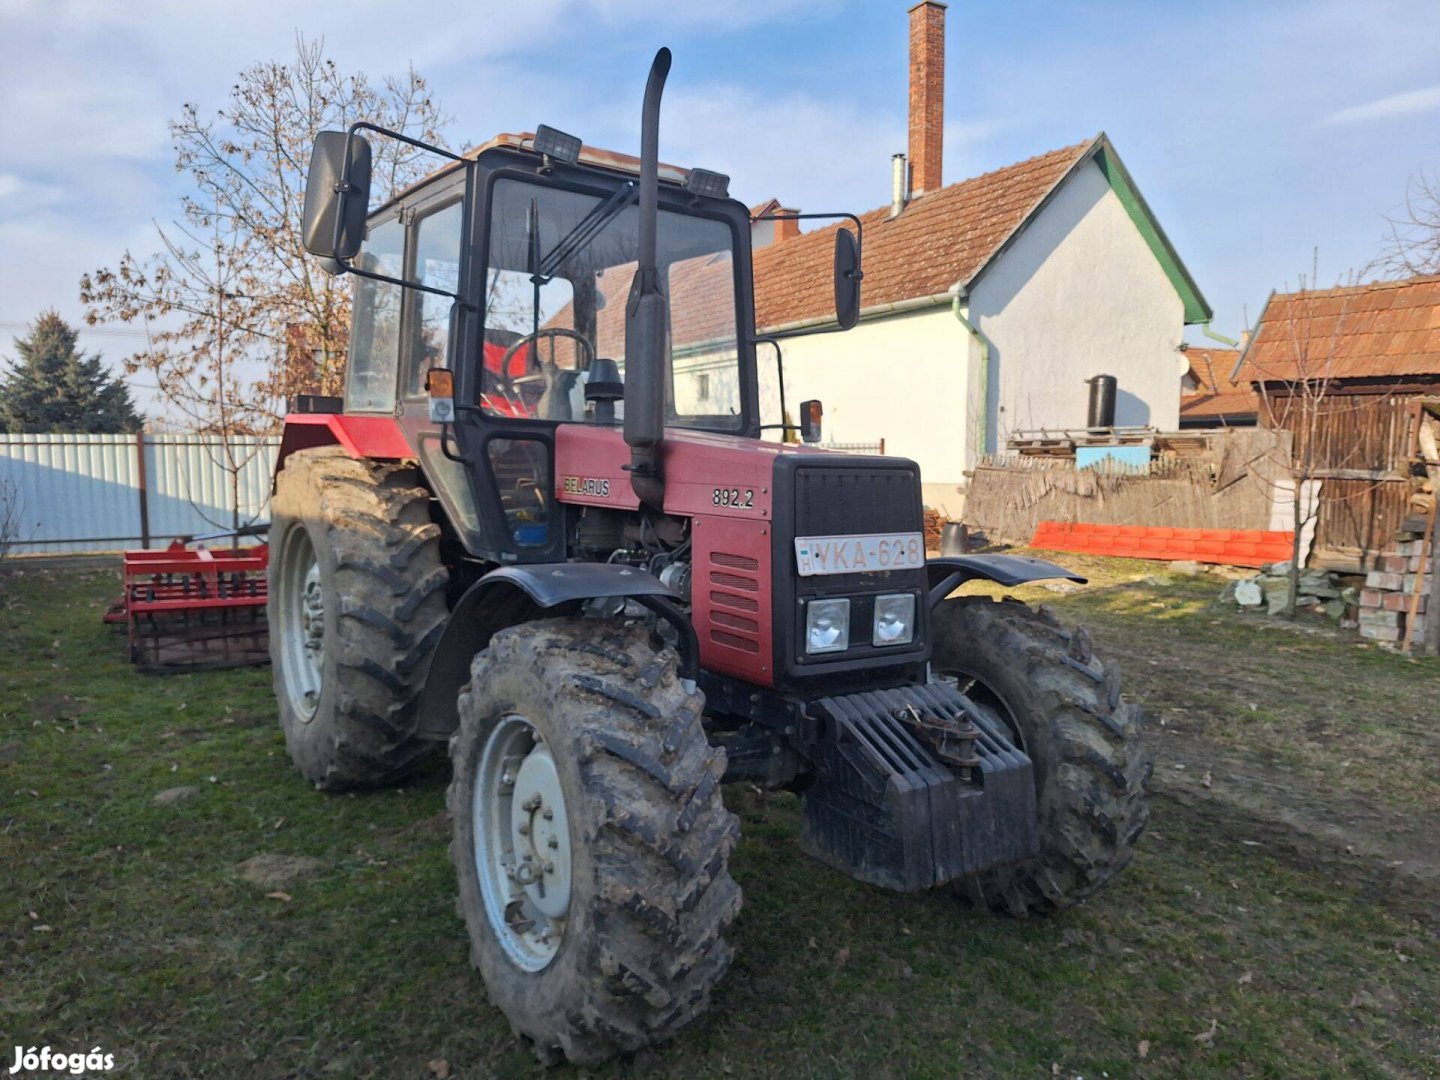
[0, 433, 280, 554]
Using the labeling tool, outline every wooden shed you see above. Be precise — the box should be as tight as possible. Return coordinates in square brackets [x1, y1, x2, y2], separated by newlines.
[1238, 275, 1440, 571]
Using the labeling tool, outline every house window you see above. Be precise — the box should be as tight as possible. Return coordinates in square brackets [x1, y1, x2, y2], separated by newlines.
[696, 373, 711, 401]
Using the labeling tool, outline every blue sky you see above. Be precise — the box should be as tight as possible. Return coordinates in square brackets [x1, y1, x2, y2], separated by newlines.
[1, 0, 1438, 404]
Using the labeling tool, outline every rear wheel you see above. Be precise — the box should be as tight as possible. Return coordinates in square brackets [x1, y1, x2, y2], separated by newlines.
[448, 619, 740, 1065]
[268, 447, 448, 791]
[931, 596, 1151, 915]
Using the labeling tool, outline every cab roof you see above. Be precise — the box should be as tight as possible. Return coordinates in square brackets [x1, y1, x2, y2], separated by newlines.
[372, 132, 696, 216]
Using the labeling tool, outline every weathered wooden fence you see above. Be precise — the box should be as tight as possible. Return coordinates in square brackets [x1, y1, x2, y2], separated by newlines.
[0, 434, 279, 555]
[962, 428, 1295, 545]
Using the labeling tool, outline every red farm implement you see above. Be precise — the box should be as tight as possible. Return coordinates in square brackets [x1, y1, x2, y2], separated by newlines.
[105, 532, 270, 671]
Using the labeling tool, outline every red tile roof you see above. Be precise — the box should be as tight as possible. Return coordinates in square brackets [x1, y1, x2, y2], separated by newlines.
[1243, 275, 1440, 384]
[752, 138, 1096, 329]
[1180, 347, 1259, 423]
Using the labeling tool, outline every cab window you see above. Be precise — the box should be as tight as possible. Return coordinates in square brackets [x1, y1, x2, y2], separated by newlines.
[346, 215, 405, 412]
[405, 200, 464, 397]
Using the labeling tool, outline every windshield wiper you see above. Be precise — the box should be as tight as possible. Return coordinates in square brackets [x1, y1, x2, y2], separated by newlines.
[533, 181, 638, 283]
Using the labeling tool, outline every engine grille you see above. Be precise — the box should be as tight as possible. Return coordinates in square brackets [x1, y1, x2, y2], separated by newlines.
[772, 457, 929, 684]
[792, 465, 924, 596]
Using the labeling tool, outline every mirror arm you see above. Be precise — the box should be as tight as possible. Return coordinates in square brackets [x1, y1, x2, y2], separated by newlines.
[752, 334, 793, 438]
[753, 321, 852, 343]
[333, 257, 467, 303]
[348, 121, 466, 163]
[752, 211, 864, 269]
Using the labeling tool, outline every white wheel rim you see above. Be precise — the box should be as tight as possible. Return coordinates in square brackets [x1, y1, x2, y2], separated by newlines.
[473, 713, 573, 972]
[278, 526, 324, 720]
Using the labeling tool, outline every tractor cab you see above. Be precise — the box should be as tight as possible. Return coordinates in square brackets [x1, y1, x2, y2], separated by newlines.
[295, 120, 855, 567]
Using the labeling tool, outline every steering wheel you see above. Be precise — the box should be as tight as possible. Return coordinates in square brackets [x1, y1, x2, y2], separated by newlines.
[498, 328, 596, 397]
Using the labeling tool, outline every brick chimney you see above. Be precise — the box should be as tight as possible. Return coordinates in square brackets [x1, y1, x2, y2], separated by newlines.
[773, 205, 801, 243]
[907, 1, 946, 197]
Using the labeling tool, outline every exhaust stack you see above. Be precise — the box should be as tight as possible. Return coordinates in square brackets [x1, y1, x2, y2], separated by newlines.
[623, 47, 672, 511]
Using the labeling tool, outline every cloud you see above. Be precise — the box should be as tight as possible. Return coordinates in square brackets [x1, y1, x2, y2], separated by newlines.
[1322, 84, 1440, 126]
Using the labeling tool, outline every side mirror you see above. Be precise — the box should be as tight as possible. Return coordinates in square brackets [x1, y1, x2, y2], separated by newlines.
[301, 131, 373, 261]
[834, 227, 861, 331]
[800, 399, 823, 444]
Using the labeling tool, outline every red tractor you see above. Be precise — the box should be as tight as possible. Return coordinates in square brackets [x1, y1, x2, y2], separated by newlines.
[269, 49, 1150, 1065]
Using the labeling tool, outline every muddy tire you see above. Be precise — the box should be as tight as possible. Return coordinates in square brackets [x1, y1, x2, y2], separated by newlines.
[931, 596, 1151, 916]
[268, 447, 447, 791]
[447, 619, 741, 1066]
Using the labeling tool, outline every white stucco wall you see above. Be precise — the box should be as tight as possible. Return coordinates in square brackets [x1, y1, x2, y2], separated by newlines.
[759, 306, 974, 515]
[966, 159, 1186, 447]
[747, 156, 1189, 515]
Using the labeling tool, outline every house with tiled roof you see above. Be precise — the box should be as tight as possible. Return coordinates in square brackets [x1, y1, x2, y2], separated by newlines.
[746, 1, 1211, 514]
[1179, 346, 1258, 427]
[1227, 274, 1440, 568]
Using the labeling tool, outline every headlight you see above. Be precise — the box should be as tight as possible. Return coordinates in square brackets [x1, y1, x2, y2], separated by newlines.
[872, 593, 915, 646]
[805, 598, 850, 653]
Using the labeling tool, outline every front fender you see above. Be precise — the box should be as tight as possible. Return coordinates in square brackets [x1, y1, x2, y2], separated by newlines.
[926, 554, 1085, 608]
[414, 563, 694, 741]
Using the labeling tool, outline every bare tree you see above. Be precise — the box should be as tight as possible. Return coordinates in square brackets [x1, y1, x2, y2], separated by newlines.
[0, 476, 33, 592]
[81, 35, 449, 428]
[1380, 170, 1440, 278]
[1246, 263, 1407, 616]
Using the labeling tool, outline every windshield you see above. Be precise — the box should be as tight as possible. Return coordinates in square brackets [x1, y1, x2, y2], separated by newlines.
[480, 176, 743, 429]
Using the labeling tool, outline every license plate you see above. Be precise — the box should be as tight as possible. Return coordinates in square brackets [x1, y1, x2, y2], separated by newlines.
[794, 532, 925, 577]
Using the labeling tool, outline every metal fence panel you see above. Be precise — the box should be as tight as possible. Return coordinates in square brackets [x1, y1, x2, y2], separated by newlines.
[0, 433, 280, 555]
[144, 436, 277, 542]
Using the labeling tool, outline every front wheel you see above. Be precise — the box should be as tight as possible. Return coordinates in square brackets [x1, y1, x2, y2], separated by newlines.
[932, 596, 1151, 916]
[447, 619, 741, 1065]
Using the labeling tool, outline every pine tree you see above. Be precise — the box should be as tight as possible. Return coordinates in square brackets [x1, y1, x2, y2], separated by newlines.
[0, 311, 142, 433]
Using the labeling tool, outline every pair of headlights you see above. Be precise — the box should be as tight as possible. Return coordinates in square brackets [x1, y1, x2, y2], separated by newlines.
[805, 593, 915, 654]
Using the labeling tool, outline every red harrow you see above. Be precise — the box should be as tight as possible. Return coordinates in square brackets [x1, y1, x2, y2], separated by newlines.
[104, 529, 270, 671]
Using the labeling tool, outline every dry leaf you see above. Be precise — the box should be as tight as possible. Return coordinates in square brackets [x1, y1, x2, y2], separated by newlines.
[1201, 770, 1213, 789]
[32, 925, 53, 933]
[1193, 1018, 1218, 1046]
[426, 1059, 451, 1079]
[265, 891, 292, 903]
[1237, 971, 1253, 986]
[1137, 1039, 1150, 1059]
[833, 947, 850, 967]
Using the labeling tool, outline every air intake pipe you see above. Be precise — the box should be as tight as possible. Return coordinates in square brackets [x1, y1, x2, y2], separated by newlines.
[623, 47, 672, 511]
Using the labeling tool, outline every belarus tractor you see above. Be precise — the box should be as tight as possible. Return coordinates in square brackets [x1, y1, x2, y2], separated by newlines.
[269, 48, 1151, 1065]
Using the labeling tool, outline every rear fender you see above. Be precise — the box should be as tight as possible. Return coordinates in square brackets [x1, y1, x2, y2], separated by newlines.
[274, 414, 414, 476]
[414, 563, 695, 741]
[926, 554, 1085, 609]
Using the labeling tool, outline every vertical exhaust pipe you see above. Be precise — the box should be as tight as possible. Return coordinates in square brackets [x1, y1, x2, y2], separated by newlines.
[890, 153, 908, 217]
[624, 47, 672, 511]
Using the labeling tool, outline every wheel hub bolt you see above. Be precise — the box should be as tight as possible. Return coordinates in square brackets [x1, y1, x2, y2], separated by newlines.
[547, 837, 559, 849]
[522, 794, 542, 811]
[542, 806, 554, 820]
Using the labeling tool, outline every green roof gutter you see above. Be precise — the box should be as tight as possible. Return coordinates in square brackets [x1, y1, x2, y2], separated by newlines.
[1092, 139, 1212, 325]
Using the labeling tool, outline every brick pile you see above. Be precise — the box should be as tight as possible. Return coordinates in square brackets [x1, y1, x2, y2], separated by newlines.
[1358, 535, 1432, 647]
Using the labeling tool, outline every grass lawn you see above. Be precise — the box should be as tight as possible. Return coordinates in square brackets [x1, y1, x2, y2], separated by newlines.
[1, 558, 1436, 1079]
